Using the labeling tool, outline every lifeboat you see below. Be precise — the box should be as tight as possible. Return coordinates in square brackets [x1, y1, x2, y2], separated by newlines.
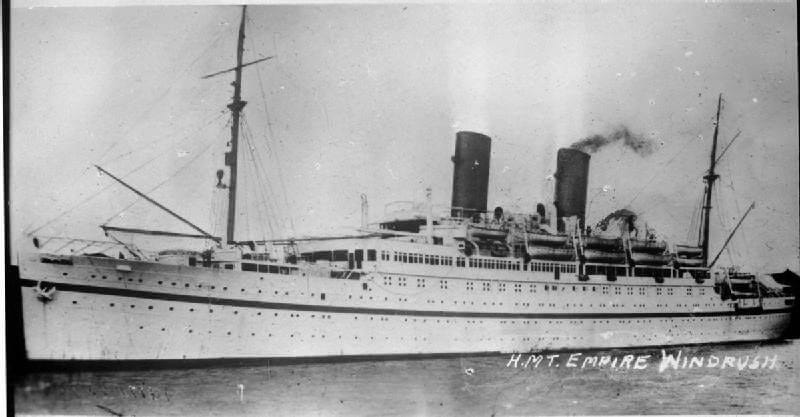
[468, 225, 508, 240]
[490, 241, 510, 257]
[675, 245, 703, 258]
[582, 249, 626, 264]
[675, 257, 704, 267]
[528, 246, 575, 261]
[527, 233, 568, 247]
[629, 239, 667, 254]
[630, 252, 671, 265]
[583, 236, 621, 250]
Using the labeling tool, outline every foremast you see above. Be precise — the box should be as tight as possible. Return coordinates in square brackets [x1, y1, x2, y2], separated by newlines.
[224, 6, 248, 244]
[698, 94, 722, 267]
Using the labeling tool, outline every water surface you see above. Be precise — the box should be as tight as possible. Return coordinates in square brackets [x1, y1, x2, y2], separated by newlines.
[14, 340, 800, 416]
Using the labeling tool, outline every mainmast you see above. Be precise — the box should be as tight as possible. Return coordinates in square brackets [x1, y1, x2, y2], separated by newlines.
[699, 94, 723, 266]
[225, 6, 248, 244]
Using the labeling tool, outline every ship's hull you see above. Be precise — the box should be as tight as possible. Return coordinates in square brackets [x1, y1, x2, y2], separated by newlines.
[19, 255, 793, 361]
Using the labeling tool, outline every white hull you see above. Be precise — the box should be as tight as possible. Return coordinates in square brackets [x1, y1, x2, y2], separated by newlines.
[19, 255, 793, 361]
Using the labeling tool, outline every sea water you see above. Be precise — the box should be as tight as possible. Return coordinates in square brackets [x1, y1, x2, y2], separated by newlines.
[13, 340, 800, 416]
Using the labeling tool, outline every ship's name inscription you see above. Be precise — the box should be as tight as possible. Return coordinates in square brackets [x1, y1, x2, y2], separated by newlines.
[506, 350, 779, 372]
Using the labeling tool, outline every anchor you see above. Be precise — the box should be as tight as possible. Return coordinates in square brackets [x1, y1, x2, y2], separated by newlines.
[34, 281, 56, 303]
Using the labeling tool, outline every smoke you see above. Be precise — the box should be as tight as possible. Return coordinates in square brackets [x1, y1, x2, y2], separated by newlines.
[595, 208, 638, 232]
[570, 126, 655, 156]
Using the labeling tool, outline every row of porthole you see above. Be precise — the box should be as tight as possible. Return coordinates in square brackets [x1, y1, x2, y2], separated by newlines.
[97, 301, 343, 319]
[79, 273, 291, 296]
[76, 299, 763, 324]
[72, 271, 718, 308]
[64, 268, 716, 296]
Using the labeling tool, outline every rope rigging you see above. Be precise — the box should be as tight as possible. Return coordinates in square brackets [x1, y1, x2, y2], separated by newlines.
[95, 24, 232, 166]
[28, 111, 229, 236]
[240, 115, 281, 238]
[246, 27, 297, 235]
[101, 122, 225, 228]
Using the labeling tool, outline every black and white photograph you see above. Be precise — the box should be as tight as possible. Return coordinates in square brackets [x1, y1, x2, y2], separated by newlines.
[5, 1, 799, 415]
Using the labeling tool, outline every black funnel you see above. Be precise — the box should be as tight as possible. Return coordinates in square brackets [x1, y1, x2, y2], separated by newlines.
[451, 131, 491, 218]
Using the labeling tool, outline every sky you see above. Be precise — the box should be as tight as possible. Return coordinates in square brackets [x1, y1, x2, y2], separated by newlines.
[8, 1, 799, 272]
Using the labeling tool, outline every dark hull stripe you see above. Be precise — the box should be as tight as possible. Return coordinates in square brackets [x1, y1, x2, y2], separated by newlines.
[20, 279, 792, 320]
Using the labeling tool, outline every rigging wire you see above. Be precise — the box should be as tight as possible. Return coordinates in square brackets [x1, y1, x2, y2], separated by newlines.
[240, 155, 253, 242]
[96, 24, 232, 165]
[101, 108, 228, 168]
[28, 112, 229, 236]
[624, 134, 696, 209]
[246, 28, 297, 235]
[101, 129, 221, 227]
[724, 164, 743, 260]
[685, 191, 704, 244]
[240, 117, 272, 233]
[241, 115, 280, 238]
[241, 126, 276, 241]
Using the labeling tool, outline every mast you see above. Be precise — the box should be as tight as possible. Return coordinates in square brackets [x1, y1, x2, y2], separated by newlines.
[225, 6, 248, 244]
[699, 94, 722, 266]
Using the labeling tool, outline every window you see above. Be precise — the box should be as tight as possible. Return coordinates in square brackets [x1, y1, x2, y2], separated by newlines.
[367, 250, 376, 261]
[242, 263, 257, 272]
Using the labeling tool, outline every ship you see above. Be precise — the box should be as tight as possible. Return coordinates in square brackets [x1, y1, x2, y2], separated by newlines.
[16, 7, 794, 363]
